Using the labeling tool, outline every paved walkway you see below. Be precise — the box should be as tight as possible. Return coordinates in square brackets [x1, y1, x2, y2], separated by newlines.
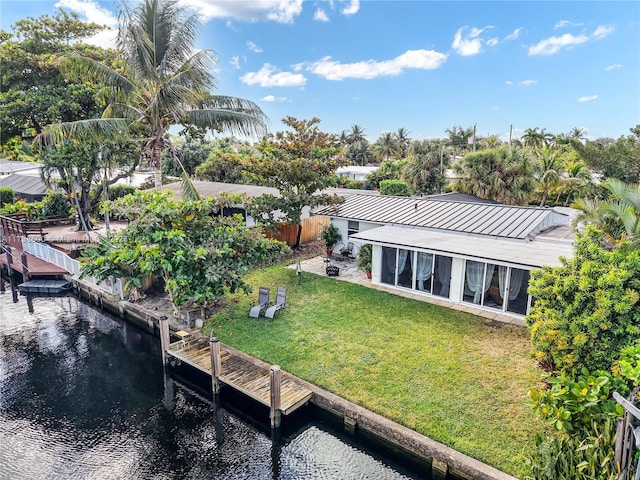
[291, 254, 526, 327]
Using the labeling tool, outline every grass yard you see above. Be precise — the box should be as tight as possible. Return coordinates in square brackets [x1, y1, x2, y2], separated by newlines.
[204, 263, 545, 478]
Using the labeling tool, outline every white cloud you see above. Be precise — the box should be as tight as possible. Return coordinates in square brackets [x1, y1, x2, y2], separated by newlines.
[487, 37, 499, 47]
[246, 41, 263, 53]
[342, 0, 360, 16]
[55, 0, 117, 47]
[314, 8, 329, 22]
[605, 63, 623, 71]
[452, 26, 493, 56]
[179, 0, 303, 24]
[505, 80, 537, 86]
[504, 27, 522, 41]
[593, 24, 614, 40]
[528, 33, 589, 56]
[230, 56, 241, 69]
[262, 95, 289, 102]
[555, 20, 583, 29]
[578, 95, 598, 102]
[304, 49, 447, 80]
[240, 64, 307, 87]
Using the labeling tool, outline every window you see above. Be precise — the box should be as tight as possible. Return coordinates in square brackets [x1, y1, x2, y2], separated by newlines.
[347, 220, 359, 237]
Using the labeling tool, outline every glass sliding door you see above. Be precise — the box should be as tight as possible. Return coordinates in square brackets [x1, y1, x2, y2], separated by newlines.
[415, 252, 434, 293]
[505, 268, 530, 315]
[433, 255, 451, 298]
[381, 247, 397, 285]
[397, 249, 414, 288]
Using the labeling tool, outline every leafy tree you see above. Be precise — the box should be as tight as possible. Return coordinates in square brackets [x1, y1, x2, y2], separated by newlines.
[444, 124, 473, 155]
[402, 140, 447, 195]
[0, 10, 110, 150]
[196, 146, 256, 184]
[572, 125, 640, 183]
[454, 147, 535, 205]
[36, 0, 267, 190]
[0, 187, 15, 207]
[162, 136, 213, 177]
[365, 159, 407, 189]
[82, 190, 285, 310]
[245, 116, 347, 248]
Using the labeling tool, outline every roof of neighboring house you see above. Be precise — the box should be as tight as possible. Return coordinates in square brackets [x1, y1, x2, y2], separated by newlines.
[0, 161, 43, 175]
[352, 225, 573, 268]
[158, 180, 279, 200]
[313, 193, 570, 240]
[336, 165, 379, 175]
[421, 192, 499, 204]
[0, 174, 47, 196]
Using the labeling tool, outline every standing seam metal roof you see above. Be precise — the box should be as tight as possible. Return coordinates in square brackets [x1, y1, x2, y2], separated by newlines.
[313, 194, 567, 240]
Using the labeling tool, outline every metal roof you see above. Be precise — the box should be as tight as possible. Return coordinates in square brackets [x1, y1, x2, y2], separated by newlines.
[313, 194, 569, 240]
[158, 180, 279, 200]
[0, 161, 42, 174]
[0, 174, 46, 196]
[352, 225, 573, 268]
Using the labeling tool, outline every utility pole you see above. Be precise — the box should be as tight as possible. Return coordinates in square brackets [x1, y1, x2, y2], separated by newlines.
[472, 124, 477, 152]
[509, 124, 513, 152]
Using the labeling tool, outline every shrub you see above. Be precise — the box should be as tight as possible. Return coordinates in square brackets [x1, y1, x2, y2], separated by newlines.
[379, 179, 409, 196]
[108, 184, 138, 201]
[527, 227, 640, 373]
[0, 187, 15, 207]
[40, 191, 72, 218]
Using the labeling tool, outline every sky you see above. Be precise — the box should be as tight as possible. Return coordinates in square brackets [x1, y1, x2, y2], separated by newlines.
[2, 0, 639, 143]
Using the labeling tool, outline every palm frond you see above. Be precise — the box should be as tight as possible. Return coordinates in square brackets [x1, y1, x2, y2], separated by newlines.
[34, 118, 130, 148]
[60, 55, 135, 94]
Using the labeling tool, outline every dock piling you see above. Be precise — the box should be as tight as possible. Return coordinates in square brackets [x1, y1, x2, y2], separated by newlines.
[20, 252, 29, 281]
[270, 365, 282, 428]
[210, 337, 221, 394]
[159, 316, 169, 365]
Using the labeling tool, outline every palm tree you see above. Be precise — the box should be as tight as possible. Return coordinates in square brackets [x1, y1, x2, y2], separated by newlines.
[395, 127, 411, 158]
[555, 160, 592, 206]
[534, 148, 563, 206]
[373, 131, 399, 161]
[522, 127, 546, 149]
[347, 124, 366, 144]
[36, 0, 267, 191]
[402, 140, 446, 195]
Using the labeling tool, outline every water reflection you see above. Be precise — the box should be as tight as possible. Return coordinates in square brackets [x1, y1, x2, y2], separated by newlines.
[0, 294, 428, 479]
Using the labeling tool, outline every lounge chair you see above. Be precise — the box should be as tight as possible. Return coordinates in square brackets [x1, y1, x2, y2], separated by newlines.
[249, 287, 270, 317]
[264, 287, 286, 319]
[340, 242, 354, 258]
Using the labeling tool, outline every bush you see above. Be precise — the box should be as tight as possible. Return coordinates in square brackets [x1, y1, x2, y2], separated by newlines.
[0, 187, 15, 207]
[527, 228, 640, 373]
[379, 179, 409, 196]
[40, 191, 72, 218]
[108, 184, 138, 201]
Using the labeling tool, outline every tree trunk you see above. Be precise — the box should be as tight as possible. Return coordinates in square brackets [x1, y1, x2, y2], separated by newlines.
[294, 223, 302, 249]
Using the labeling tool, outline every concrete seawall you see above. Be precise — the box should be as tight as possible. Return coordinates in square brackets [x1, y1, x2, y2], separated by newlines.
[72, 277, 519, 480]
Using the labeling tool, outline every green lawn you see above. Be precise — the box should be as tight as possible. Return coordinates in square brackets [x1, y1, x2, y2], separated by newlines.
[204, 264, 544, 478]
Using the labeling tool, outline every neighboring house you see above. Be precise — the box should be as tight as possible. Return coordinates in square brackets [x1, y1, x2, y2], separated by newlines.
[336, 165, 378, 181]
[313, 194, 574, 319]
[0, 174, 47, 202]
[0, 160, 43, 177]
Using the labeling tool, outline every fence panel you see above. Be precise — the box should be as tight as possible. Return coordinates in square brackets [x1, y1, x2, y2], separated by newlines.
[267, 216, 329, 246]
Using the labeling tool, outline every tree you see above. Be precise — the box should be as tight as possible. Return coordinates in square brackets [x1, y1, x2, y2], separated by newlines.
[365, 159, 406, 190]
[395, 127, 411, 158]
[402, 140, 447, 195]
[38, 136, 139, 228]
[372, 131, 399, 161]
[245, 117, 347, 248]
[444, 125, 473, 155]
[36, 0, 267, 189]
[454, 147, 535, 205]
[162, 136, 213, 177]
[533, 148, 563, 206]
[522, 127, 553, 150]
[82, 190, 285, 310]
[196, 148, 255, 184]
[0, 10, 110, 151]
[571, 126, 640, 183]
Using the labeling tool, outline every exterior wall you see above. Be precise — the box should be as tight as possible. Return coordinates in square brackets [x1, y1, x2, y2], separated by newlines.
[371, 245, 382, 284]
[450, 258, 465, 303]
[330, 218, 381, 256]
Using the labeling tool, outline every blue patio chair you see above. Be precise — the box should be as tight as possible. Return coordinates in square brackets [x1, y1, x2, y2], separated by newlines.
[264, 287, 286, 319]
[249, 287, 270, 318]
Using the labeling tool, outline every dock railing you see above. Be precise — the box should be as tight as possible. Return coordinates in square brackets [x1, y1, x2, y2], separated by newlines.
[21, 237, 124, 300]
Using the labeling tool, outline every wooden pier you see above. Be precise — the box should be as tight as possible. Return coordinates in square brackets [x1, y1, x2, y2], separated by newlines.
[164, 329, 312, 427]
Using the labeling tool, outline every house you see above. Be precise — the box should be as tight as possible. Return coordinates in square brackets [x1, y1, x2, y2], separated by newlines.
[313, 194, 574, 319]
[335, 165, 378, 181]
[0, 174, 47, 202]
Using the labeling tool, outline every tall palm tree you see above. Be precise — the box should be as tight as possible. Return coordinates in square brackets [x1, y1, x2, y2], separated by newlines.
[36, 0, 267, 191]
[534, 148, 563, 206]
[373, 131, 399, 161]
[347, 124, 366, 144]
[395, 127, 411, 158]
[522, 127, 546, 149]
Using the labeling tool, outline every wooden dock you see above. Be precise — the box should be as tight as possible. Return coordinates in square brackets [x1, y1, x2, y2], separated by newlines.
[1, 244, 69, 277]
[166, 334, 312, 424]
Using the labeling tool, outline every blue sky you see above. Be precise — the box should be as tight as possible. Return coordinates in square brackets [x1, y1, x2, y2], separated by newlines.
[2, 1, 639, 142]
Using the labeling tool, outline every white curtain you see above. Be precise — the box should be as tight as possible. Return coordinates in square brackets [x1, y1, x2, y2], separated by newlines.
[499, 266, 526, 301]
[466, 261, 495, 304]
[384, 248, 396, 279]
[397, 249, 409, 275]
[416, 252, 433, 291]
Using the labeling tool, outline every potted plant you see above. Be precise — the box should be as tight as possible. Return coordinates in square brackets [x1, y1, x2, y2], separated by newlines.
[357, 243, 373, 279]
[320, 223, 341, 256]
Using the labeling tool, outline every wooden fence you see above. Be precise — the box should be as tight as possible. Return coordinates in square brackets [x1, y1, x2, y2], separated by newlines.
[267, 215, 329, 246]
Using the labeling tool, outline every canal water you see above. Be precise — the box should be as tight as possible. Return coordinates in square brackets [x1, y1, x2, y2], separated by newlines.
[0, 294, 432, 479]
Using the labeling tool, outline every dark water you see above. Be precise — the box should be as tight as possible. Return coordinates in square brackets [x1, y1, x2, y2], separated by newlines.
[0, 294, 431, 479]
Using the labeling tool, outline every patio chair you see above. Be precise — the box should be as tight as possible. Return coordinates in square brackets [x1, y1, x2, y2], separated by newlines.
[249, 287, 270, 318]
[264, 287, 286, 319]
[340, 242, 354, 258]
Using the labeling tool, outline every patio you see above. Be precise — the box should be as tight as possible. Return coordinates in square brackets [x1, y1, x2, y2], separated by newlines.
[292, 254, 526, 327]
